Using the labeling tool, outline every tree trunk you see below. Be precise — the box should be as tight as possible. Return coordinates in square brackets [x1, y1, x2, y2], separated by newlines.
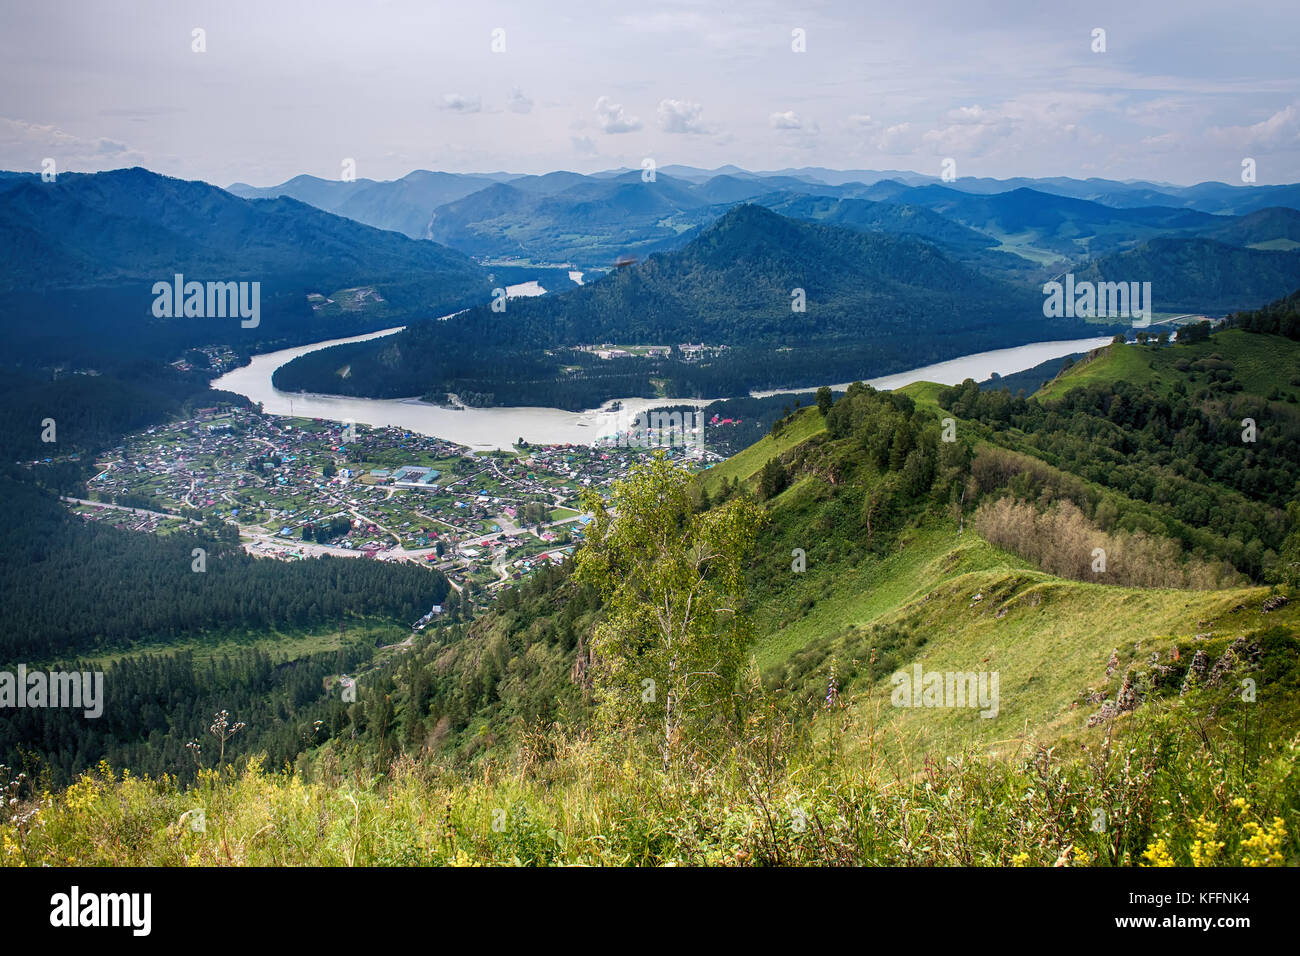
[663, 657, 676, 773]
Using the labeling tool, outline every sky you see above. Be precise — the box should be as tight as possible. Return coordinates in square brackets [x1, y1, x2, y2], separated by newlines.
[1, 0, 1298, 187]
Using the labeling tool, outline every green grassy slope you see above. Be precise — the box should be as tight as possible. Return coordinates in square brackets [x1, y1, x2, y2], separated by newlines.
[747, 492, 1296, 761]
[723, 340, 1300, 763]
[750, 514, 1029, 668]
[1033, 343, 1157, 399]
[699, 405, 827, 496]
[1035, 330, 1300, 402]
[831, 555, 1290, 758]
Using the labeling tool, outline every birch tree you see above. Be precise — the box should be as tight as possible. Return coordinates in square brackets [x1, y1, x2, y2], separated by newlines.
[574, 454, 764, 770]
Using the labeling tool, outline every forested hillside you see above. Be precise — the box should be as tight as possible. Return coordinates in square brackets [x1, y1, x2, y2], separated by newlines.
[0, 168, 492, 366]
[939, 329, 1300, 581]
[0, 469, 452, 787]
[1072, 238, 1300, 313]
[0, 474, 451, 662]
[274, 204, 1104, 408]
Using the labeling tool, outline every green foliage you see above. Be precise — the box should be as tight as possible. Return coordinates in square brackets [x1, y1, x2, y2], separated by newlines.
[574, 455, 765, 765]
[1176, 320, 1213, 344]
[7, 664, 1298, 866]
[758, 457, 788, 500]
[939, 331, 1300, 582]
[1, 644, 369, 788]
[1227, 287, 1300, 340]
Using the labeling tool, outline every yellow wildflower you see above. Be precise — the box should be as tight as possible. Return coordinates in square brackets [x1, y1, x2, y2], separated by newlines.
[1141, 838, 1176, 867]
[1239, 817, 1286, 867]
[1189, 815, 1224, 867]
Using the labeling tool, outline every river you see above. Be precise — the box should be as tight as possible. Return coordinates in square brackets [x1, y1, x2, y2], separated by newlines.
[212, 327, 1114, 451]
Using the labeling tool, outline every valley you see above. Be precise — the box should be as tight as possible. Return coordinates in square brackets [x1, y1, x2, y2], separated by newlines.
[211, 316, 1117, 448]
[9, 0, 1300, 919]
[2, 160, 1298, 873]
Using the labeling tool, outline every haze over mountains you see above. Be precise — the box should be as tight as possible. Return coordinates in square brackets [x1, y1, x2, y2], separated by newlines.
[226, 169, 515, 240]
[1076, 238, 1300, 313]
[15, 164, 1296, 317]
[225, 164, 1300, 270]
[3, 158, 1291, 453]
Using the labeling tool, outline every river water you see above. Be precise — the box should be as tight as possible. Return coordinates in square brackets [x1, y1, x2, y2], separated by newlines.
[212, 325, 1113, 451]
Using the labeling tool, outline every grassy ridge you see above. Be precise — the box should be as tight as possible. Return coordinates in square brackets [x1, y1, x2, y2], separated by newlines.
[1035, 330, 1300, 401]
[699, 405, 827, 496]
[745, 499, 1295, 760]
[750, 515, 1030, 668]
[842, 566, 1291, 756]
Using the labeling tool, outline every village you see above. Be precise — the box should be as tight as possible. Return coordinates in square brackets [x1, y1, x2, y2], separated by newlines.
[65, 404, 720, 594]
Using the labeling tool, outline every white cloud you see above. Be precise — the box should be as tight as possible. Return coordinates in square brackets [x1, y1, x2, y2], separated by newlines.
[769, 110, 802, 130]
[921, 110, 1016, 156]
[875, 121, 919, 154]
[506, 87, 534, 114]
[1209, 105, 1300, 150]
[441, 93, 481, 113]
[594, 96, 642, 133]
[571, 135, 597, 155]
[1124, 97, 1195, 125]
[1139, 131, 1181, 153]
[909, 97, 1109, 161]
[658, 98, 709, 134]
[0, 117, 147, 171]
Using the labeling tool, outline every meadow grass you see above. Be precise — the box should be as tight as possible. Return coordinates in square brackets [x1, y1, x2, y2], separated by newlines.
[4, 691, 1293, 867]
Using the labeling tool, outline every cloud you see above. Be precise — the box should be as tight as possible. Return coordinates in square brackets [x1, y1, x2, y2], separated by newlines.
[845, 113, 876, 130]
[770, 110, 819, 146]
[594, 96, 642, 133]
[920, 105, 1017, 156]
[571, 135, 597, 155]
[1209, 105, 1300, 150]
[1125, 97, 1196, 124]
[0, 117, 147, 171]
[441, 94, 481, 113]
[1139, 131, 1181, 153]
[908, 98, 1107, 161]
[658, 98, 710, 134]
[874, 121, 919, 154]
[506, 87, 534, 114]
